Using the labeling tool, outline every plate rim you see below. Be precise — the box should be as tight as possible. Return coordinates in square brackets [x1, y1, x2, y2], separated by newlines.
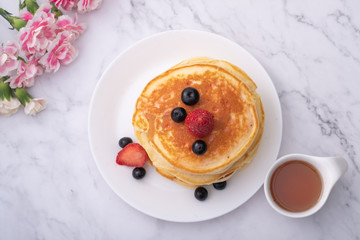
[88, 29, 283, 222]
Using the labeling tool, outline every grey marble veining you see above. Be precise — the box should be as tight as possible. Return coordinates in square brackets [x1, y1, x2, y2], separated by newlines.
[1, 0, 360, 239]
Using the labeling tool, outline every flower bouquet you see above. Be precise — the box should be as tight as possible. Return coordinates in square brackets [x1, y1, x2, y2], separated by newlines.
[0, 0, 102, 116]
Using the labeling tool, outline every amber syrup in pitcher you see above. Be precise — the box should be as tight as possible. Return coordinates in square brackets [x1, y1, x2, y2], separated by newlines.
[270, 160, 323, 212]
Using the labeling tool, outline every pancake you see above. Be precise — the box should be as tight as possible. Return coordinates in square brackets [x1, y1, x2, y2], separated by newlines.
[132, 57, 264, 188]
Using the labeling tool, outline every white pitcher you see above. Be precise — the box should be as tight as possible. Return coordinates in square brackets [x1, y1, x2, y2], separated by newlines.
[264, 154, 348, 218]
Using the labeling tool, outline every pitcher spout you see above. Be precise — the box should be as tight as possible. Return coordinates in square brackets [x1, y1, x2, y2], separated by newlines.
[325, 156, 348, 185]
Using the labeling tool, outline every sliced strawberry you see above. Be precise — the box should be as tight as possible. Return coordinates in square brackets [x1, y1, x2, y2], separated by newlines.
[185, 109, 214, 138]
[116, 143, 149, 167]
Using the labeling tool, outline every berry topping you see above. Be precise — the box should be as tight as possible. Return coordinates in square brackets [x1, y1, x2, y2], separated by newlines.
[171, 107, 187, 123]
[132, 167, 146, 179]
[185, 109, 214, 138]
[116, 143, 149, 167]
[192, 140, 207, 155]
[181, 87, 199, 106]
[119, 137, 133, 148]
[213, 181, 227, 190]
[194, 187, 208, 201]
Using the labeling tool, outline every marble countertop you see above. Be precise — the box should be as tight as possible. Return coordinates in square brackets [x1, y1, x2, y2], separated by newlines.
[1, 0, 359, 239]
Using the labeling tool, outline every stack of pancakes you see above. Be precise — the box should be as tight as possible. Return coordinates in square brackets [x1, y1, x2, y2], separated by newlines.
[132, 57, 264, 188]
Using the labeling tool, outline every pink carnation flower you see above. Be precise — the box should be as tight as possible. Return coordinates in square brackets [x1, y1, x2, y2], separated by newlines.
[19, 9, 34, 22]
[0, 42, 19, 77]
[39, 32, 78, 73]
[50, 0, 77, 11]
[6, 57, 43, 88]
[0, 97, 21, 117]
[37, 2, 53, 14]
[77, 0, 103, 14]
[56, 15, 86, 42]
[18, 4, 56, 56]
[24, 98, 47, 116]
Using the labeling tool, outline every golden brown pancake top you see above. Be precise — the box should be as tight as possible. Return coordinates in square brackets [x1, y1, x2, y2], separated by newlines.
[133, 64, 258, 173]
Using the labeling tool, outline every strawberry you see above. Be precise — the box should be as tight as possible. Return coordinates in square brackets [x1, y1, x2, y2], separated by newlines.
[116, 143, 149, 167]
[185, 109, 214, 138]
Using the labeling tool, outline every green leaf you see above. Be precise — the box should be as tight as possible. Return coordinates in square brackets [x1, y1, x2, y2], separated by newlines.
[51, 3, 63, 18]
[19, 0, 26, 10]
[0, 77, 12, 101]
[17, 56, 27, 63]
[25, 0, 39, 15]
[0, 76, 10, 82]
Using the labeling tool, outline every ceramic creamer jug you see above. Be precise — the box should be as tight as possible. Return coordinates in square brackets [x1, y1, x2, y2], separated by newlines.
[264, 154, 348, 218]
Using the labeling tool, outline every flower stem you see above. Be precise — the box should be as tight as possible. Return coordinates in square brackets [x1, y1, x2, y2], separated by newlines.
[14, 88, 32, 106]
[0, 77, 12, 101]
[0, 8, 27, 30]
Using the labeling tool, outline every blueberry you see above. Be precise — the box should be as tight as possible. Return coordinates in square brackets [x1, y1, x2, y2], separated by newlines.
[171, 107, 187, 123]
[132, 167, 146, 179]
[119, 137, 133, 148]
[192, 140, 207, 155]
[194, 187, 208, 201]
[181, 87, 199, 106]
[213, 181, 227, 190]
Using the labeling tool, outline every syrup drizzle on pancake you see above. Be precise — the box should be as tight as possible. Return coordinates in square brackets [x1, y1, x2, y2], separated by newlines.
[133, 57, 264, 187]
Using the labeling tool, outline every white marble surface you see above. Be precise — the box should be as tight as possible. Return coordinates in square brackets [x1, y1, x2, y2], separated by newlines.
[1, 0, 360, 239]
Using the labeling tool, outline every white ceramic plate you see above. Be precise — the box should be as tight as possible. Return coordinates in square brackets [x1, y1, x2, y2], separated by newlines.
[88, 30, 282, 222]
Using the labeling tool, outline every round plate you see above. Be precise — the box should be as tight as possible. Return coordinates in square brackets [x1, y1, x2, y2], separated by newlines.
[88, 30, 282, 222]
